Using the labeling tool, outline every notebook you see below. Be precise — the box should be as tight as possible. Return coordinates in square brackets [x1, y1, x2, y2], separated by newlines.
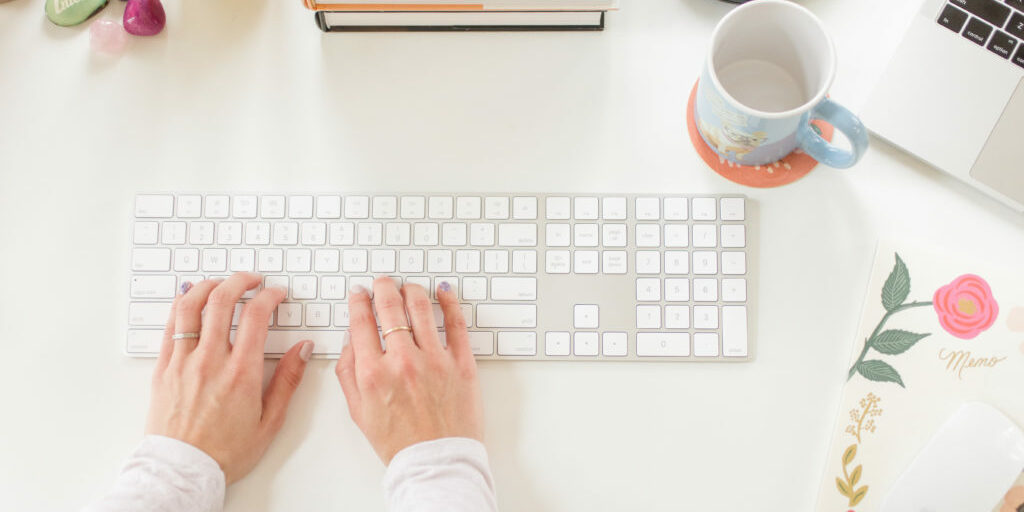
[814, 241, 1024, 511]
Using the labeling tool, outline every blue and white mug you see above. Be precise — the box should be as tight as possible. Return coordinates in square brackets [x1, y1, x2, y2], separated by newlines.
[695, 0, 868, 168]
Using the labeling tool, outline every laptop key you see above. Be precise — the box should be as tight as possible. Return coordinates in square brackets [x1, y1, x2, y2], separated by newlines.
[950, 0, 1010, 26]
[938, 4, 969, 32]
[1012, 43, 1024, 67]
[963, 16, 994, 45]
[1008, 0, 1024, 13]
[1008, 12, 1024, 38]
[987, 30, 1018, 57]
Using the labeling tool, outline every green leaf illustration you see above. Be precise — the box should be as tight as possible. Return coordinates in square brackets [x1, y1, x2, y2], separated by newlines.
[850, 464, 862, 486]
[850, 485, 869, 506]
[842, 444, 857, 465]
[881, 253, 910, 311]
[871, 330, 930, 355]
[857, 360, 905, 387]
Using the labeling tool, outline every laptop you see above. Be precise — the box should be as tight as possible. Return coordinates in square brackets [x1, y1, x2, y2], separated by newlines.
[862, 0, 1024, 212]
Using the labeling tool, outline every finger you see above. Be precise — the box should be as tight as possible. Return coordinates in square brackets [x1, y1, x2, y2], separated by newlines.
[401, 283, 442, 353]
[347, 284, 383, 363]
[154, 294, 179, 376]
[170, 279, 221, 367]
[260, 340, 314, 438]
[335, 343, 361, 421]
[372, 276, 417, 352]
[437, 281, 472, 362]
[232, 286, 288, 367]
[198, 272, 262, 355]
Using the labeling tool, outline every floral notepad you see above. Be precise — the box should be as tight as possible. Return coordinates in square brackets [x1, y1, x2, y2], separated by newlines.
[814, 242, 1024, 511]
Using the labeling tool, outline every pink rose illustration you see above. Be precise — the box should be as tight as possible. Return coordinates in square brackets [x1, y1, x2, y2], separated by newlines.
[932, 274, 999, 339]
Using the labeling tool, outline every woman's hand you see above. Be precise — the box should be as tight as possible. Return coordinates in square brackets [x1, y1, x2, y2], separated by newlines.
[336, 277, 484, 464]
[146, 272, 313, 484]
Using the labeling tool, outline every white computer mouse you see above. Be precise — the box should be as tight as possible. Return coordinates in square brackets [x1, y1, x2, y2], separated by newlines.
[881, 402, 1024, 512]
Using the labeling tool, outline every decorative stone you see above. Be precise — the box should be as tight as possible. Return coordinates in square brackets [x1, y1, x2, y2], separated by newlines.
[90, 19, 128, 54]
[45, 0, 108, 27]
[123, 0, 165, 36]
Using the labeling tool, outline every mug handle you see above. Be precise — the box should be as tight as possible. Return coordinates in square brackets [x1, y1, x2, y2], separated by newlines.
[795, 97, 869, 169]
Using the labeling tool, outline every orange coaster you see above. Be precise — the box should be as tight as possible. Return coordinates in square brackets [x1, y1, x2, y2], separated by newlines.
[686, 81, 834, 188]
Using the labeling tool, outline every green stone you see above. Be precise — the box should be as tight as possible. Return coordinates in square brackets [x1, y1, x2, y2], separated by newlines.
[46, 0, 108, 27]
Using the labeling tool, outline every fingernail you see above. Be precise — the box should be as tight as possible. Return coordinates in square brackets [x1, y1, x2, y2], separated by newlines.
[439, 281, 451, 293]
[179, 282, 193, 295]
[299, 341, 314, 362]
[350, 284, 367, 296]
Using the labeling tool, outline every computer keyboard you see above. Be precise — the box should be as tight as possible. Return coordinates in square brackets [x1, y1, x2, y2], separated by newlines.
[127, 193, 756, 362]
[937, 0, 1024, 67]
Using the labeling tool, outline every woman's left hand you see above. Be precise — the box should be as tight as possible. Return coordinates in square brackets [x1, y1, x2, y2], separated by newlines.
[145, 272, 313, 484]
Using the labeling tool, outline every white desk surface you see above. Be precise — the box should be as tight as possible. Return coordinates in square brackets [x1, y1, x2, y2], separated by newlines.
[2, 0, 1024, 510]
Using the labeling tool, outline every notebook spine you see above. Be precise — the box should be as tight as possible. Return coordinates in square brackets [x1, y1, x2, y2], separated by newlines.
[314, 11, 604, 32]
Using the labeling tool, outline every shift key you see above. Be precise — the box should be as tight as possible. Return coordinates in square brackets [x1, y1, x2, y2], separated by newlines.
[476, 304, 537, 328]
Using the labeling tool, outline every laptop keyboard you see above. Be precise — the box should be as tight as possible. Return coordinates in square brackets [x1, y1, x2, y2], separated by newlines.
[938, 0, 1024, 67]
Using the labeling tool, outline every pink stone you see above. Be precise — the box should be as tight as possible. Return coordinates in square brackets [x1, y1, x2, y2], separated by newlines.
[123, 0, 165, 36]
[90, 19, 128, 54]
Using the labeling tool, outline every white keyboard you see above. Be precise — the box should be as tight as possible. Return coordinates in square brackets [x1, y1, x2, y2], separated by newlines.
[127, 193, 756, 361]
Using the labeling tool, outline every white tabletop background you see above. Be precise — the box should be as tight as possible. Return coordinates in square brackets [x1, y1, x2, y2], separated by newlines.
[2, 0, 1023, 510]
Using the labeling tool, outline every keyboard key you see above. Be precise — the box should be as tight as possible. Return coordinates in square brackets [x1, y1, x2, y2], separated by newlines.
[174, 248, 199, 272]
[574, 304, 599, 328]
[477, 304, 537, 328]
[177, 195, 202, 218]
[357, 223, 383, 246]
[456, 197, 482, 219]
[574, 251, 599, 274]
[1009, 0, 1024, 12]
[573, 332, 599, 356]
[664, 224, 688, 247]
[1012, 43, 1024, 67]
[497, 332, 537, 356]
[637, 332, 689, 357]
[288, 196, 314, 219]
[602, 224, 627, 247]
[664, 197, 688, 220]
[484, 250, 509, 273]
[285, 249, 311, 272]
[720, 197, 745, 221]
[342, 249, 368, 272]
[306, 303, 331, 327]
[574, 197, 599, 220]
[602, 197, 627, 220]
[721, 252, 746, 275]
[398, 249, 423, 274]
[692, 251, 718, 274]
[963, 17, 994, 45]
[691, 197, 716, 220]
[722, 306, 748, 357]
[692, 224, 717, 248]
[950, 0, 1010, 27]
[573, 224, 599, 247]
[665, 305, 690, 329]
[664, 251, 689, 274]
[321, 276, 346, 299]
[316, 196, 342, 219]
[262, 330, 342, 356]
[693, 333, 719, 357]
[454, 250, 481, 273]
[484, 197, 510, 219]
[371, 250, 396, 273]
[272, 222, 298, 245]
[636, 278, 661, 301]
[427, 250, 453, 273]
[987, 30, 1017, 58]
[665, 278, 689, 301]
[292, 276, 317, 300]
[277, 303, 302, 327]
[636, 305, 661, 328]
[329, 223, 354, 245]
[128, 302, 173, 326]
[261, 196, 286, 219]
[130, 275, 176, 298]
[602, 332, 628, 356]
[201, 248, 227, 272]
[333, 304, 351, 327]
[498, 224, 538, 247]
[546, 197, 571, 220]
[135, 195, 174, 218]
[938, 3, 969, 33]
[133, 248, 171, 272]
[602, 251, 627, 274]
[126, 329, 164, 354]
[300, 223, 327, 245]
[469, 332, 494, 355]
[693, 278, 718, 302]
[189, 222, 215, 245]
[635, 251, 660, 274]
[414, 223, 439, 245]
[720, 225, 745, 248]
[133, 222, 158, 244]
[546, 224, 571, 247]
[462, 276, 487, 300]
[218, 222, 243, 245]
[636, 224, 660, 247]
[694, 306, 719, 329]
[545, 332, 571, 356]
[372, 196, 398, 219]
[512, 197, 537, 219]
[385, 223, 411, 246]
[470, 223, 495, 246]
[400, 196, 426, 219]
[428, 197, 454, 219]
[722, 278, 747, 302]
[1009, 11, 1024, 39]
[635, 197, 659, 220]
[492, 277, 537, 300]
[162, 222, 186, 245]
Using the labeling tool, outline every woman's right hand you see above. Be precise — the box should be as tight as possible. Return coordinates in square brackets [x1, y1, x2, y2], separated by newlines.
[335, 277, 484, 464]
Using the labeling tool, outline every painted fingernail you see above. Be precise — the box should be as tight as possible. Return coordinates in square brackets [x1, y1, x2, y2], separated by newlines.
[179, 281, 193, 295]
[439, 281, 451, 293]
[350, 284, 368, 296]
[299, 341, 314, 362]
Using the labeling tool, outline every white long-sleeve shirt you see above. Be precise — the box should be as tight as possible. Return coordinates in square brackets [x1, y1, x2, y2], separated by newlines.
[83, 435, 498, 512]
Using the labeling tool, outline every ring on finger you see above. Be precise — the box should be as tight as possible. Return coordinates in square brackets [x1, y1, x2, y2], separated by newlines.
[171, 332, 201, 341]
[381, 325, 413, 339]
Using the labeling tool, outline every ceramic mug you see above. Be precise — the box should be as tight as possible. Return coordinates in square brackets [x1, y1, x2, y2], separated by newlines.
[694, 0, 868, 168]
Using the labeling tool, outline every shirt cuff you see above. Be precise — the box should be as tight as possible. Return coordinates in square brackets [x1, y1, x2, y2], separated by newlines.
[384, 437, 498, 512]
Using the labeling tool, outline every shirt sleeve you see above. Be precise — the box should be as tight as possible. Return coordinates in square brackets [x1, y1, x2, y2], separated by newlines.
[384, 437, 499, 512]
[82, 435, 226, 512]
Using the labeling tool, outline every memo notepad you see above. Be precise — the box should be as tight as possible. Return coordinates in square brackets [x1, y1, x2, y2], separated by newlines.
[814, 242, 1024, 511]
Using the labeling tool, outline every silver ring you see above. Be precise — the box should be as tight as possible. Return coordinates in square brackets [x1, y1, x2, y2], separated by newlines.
[172, 332, 200, 341]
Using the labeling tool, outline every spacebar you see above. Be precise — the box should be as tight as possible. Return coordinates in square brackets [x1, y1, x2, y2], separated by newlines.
[231, 330, 344, 357]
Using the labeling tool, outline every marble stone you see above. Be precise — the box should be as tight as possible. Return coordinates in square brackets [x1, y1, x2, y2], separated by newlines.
[45, 0, 108, 27]
[90, 19, 128, 54]
[123, 0, 165, 36]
